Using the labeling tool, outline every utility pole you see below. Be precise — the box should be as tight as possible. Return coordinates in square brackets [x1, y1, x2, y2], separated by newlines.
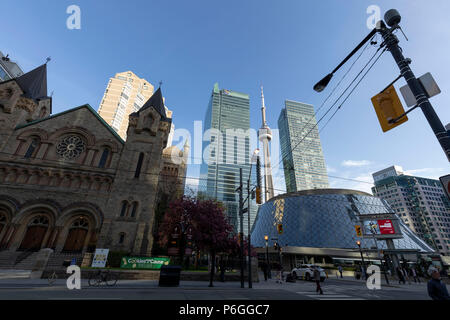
[379, 10, 450, 161]
[238, 168, 245, 288]
[313, 9, 450, 162]
[247, 176, 252, 288]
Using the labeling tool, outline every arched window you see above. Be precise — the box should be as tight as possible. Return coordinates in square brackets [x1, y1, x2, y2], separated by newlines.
[120, 201, 128, 217]
[119, 232, 125, 244]
[130, 202, 138, 218]
[134, 153, 144, 178]
[98, 147, 110, 168]
[39, 107, 47, 118]
[24, 137, 40, 159]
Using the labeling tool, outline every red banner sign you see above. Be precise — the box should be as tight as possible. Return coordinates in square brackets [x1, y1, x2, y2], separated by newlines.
[377, 219, 395, 235]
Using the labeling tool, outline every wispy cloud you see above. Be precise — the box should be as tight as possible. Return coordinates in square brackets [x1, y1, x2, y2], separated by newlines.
[404, 167, 447, 180]
[341, 160, 373, 167]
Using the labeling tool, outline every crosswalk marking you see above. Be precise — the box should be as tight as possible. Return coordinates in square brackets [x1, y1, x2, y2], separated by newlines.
[296, 291, 366, 300]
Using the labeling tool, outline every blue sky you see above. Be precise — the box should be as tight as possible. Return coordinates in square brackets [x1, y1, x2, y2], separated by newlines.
[2, 0, 449, 193]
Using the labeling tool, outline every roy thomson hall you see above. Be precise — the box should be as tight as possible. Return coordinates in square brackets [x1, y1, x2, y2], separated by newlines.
[0, 64, 188, 269]
[251, 189, 450, 274]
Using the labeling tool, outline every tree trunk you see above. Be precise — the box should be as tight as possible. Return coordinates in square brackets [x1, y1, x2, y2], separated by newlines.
[209, 250, 216, 287]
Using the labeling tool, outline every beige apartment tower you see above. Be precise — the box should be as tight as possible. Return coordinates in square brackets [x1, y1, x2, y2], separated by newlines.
[98, 71, 155, 140]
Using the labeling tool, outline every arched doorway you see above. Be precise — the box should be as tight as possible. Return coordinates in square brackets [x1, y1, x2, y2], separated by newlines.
[63, 217, 89, 252]
[0, 213, 6, 235]
[18, 215, 49, 251]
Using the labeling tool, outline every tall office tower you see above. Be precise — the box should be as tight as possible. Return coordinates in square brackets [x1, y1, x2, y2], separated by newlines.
[372, 166, 450, 255]
[278, 100, 329, 192]
[98, 71, 155, 140]
[0, 51, 23, 81]
[258, 86, 275, 202]
[199, 83, 257, 235]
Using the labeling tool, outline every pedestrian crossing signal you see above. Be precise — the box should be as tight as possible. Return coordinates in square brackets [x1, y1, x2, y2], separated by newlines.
[355, 225, 362, 237]
[277, 224, 283, 235]
[371, 85, 408, 133]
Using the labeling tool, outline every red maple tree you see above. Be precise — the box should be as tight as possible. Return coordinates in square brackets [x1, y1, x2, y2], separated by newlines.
[158, 196, 236, 286]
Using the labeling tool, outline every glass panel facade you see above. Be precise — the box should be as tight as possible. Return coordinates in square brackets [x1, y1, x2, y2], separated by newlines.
[251, 190, 434, 253]
[278, 100, 329, 192]
[199, 83, 257, 235]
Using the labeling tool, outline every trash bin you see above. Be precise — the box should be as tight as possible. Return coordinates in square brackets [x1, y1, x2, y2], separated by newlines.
[159, 265, 181, 287]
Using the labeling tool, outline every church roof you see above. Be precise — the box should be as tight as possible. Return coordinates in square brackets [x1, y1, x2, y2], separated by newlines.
[15, 104, 125, 144]
[14, 64, 49, 101]
[132, 88, 170, 122]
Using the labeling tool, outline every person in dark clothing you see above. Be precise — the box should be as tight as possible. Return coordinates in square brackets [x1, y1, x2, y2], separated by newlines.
[427, 267, 450, 300]
[314, 267, 323, 295]
[397, 266, 406, 284]
[261, 261, 268, 281]
[338, 265, 343, 278]
[219, 257, 225, 282]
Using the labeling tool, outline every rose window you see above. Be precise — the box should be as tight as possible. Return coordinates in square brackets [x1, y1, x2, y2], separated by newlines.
[56, 136, 86, 159]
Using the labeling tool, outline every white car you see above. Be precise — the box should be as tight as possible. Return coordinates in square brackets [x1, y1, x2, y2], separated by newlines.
[291, 264, 326, 282]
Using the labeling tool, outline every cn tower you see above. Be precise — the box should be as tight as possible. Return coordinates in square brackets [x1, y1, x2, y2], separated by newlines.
[258, 86, 275, 202]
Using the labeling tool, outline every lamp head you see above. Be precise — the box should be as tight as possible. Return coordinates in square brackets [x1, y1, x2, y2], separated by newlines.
[264, 235, 269, 241]
[313, 73, 333, 92]
[356, 240, 361, 246]
[384, 9, 401, 27]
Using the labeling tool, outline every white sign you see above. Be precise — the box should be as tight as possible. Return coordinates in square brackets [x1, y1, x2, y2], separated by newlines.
[91, 249, 109, 268]
[439, 175, 450, 200]
[400, 73, 441, 107]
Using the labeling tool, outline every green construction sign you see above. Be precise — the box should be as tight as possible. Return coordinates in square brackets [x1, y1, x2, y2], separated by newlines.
[120, 256, 170, 270]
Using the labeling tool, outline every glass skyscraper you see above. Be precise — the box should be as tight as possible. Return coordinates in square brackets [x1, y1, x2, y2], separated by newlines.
[199, 83, 257, 235]
[278, 100, 329, 192]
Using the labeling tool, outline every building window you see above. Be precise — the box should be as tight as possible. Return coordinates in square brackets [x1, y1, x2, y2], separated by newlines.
[120, 201, 128, 217]
[98, 148, 110, 168]
[130, 202, 138, 218]
[24, 137, 40, 159]
[134, 153, 144, 178]
[119, 233, 125, 244]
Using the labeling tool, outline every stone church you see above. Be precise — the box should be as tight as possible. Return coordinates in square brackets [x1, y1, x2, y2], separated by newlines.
[0, 63, 188, 267]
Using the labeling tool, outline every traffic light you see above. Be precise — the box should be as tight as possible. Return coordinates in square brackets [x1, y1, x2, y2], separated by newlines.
[255, 187, 262, 204]
[371, 85, 408, 133]
[256, 157, 262, 204]
[277, 224, 283, 235]
[355, 225, 362, 237]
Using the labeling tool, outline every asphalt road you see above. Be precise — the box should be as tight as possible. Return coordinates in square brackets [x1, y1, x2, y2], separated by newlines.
[0, 274, 433, 300]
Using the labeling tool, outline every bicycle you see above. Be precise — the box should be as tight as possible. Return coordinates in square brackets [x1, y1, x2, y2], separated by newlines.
[88, 269, 119, 287]
[47, 270, 58, 285]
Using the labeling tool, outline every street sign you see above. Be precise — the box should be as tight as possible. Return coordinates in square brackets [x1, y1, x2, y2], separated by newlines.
[371, 85, 408, 133]
[120, 257, 170, 270]
[91, 249, 109, 268]
[355, 225, 362, 237]
[400, 73, 441, 107]
[439, 174, 450, 200]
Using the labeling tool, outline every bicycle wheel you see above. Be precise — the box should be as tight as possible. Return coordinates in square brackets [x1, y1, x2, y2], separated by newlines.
[88, 273, 101, 287]
[105, 272, 118, 286]
[48, 272, 57, 285]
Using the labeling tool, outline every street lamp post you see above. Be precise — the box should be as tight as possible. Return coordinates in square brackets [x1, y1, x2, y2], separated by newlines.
[264, 235, 271, 279]
[356, 241, 366, 280]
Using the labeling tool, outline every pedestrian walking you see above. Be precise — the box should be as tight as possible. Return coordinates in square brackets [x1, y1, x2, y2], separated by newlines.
[427, 267, 450, 300]
[410, 268, 419, 283]
[402, 267, 411, 285]
[338, 265, 343, 278]
[219, 257, 225, 282]
[396, 266, 406, 284]
[314, 267, 323, 295]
